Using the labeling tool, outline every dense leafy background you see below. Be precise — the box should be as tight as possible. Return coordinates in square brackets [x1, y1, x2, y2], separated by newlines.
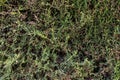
[0, 0, 120, 80]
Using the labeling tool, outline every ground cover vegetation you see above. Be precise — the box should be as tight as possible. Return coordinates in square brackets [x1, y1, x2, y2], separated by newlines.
[0, 0, 120, 80]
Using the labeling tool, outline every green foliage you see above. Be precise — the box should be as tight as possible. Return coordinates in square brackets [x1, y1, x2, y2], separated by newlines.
[0, 0, 120, 80]
[0, 0, 7, 6]
[114, 61, 120, 80]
